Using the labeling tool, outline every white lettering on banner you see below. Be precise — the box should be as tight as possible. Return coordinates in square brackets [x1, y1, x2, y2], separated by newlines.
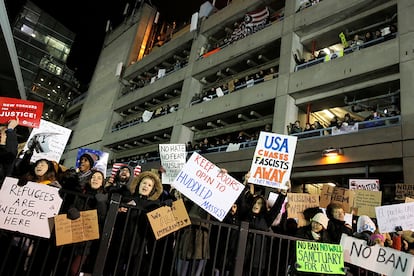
[340, 234, 414, 276]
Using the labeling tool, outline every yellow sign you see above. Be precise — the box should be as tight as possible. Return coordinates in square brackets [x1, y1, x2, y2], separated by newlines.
[54, 209, 100, 246]
[147, 199, 191, 240]
[296, 240, 345, 275]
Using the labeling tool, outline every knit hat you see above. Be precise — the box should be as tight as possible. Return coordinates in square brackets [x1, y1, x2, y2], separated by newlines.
[357, 215, 376, 233]
[311, 213, 329, 229]
[80, 152, 99, 168]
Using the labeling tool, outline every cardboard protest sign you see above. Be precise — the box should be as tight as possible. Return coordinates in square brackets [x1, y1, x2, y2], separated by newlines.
[0, 177, 62, 238]
[287, 193, 320, 226]
[0, 97, 43, 128]
[375, 202, 414, 233]
[23, 119, 71, 163]
[172, 152, 244, 221]
[340, 234, 414, 276]
[349, 179, 379, 191]
[320, 184, 335, 208]
[352, 190, 382, 218]
[395, 183, 414, 201]
[248, 131, 297, 189]
[147, 199, 191, 240]
[159, 144, 186, 184]
[76, 148, 109, 176]
[406, 197, 414, 203]
[296, 240, 344, 275]
[54, 209, 99, 246]
[330, 187, 354, 213]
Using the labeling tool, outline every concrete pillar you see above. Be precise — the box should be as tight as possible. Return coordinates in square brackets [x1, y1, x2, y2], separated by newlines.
[398, 0, 414, 184]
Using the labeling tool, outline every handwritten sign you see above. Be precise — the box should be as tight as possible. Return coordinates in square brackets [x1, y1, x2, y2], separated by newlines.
[296, 240, 344, 275]
[406, 197, 414, 203]
[330, 187, 354, 213]
[54, 209, 100, 246]
[395, 183, 414, 200]
[375, 202, 414, 233]
[320, 184, 335, 208]
[341, 234, 414, 276]
[349, 179, 379, 191]
[172, 152, 244, 221]
[287, 193, 319, 226]
[147, 199, 191, 240]
[248, 131, 297, 189]
[352, 190, 382, 218]
[23, 119, 72, 163]
[0, 177, 62, 238]
[159, 144, 186, 184]
[0, 97, 43, 128]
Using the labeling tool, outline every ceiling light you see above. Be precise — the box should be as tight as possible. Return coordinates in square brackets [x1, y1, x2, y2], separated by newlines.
[322, 147, 344, 157]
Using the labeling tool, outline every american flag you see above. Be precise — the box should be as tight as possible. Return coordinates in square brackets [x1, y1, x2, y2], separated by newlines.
[226, 7, 269, 44]
[111, 163, 142, 178]
[133, 165, 141, 176]
[245, 7, 270, 24]
[111, 163, 127, 177]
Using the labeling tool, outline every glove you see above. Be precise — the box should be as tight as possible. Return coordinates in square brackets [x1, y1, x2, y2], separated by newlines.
[95, 193, 108, 202]
[162, 199, 173, 207]
[67, 207, 80, 220]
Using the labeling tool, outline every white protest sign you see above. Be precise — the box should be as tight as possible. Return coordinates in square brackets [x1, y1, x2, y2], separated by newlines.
[349, 179, 379, 191]
[375, 202, 414, 233]
[340, 234, 414, 276]
[0, 177, 63, 238]
[248, 131, 297, 189]
[172, 152, 244, 221]
[159, 144, 186, 184]
[23, 119, 71, 163]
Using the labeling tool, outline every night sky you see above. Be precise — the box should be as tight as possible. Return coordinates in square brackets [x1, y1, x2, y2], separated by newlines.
[5, 0, 211, 92]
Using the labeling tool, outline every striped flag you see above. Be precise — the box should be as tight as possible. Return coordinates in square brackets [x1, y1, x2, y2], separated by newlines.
[226, 7, 269, 44]
[245, 7, 269, 24]
[111, 163, 127, 177]
[133, 165, 141, 176]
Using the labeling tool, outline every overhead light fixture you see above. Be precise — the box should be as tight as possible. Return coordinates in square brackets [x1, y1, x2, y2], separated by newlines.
[322, 147, 344, 157]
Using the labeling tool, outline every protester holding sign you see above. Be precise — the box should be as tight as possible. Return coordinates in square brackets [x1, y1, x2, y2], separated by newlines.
[238, 180, 290, 276]
[104, 163, 134, 203]
[111, 171, 167, 275]
[0, 118, 18, 186]
[20, 158, 62, 188]
[66, 169, 108, 276]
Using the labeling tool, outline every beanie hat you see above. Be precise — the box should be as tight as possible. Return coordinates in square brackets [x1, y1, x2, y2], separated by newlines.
[311, 213, 329, 229]
[357, 215, 376, 233]
[80, 152, 99, 168]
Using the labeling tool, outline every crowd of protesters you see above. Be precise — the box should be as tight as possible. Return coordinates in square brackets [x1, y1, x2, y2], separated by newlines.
[0, 118, 413, 276]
